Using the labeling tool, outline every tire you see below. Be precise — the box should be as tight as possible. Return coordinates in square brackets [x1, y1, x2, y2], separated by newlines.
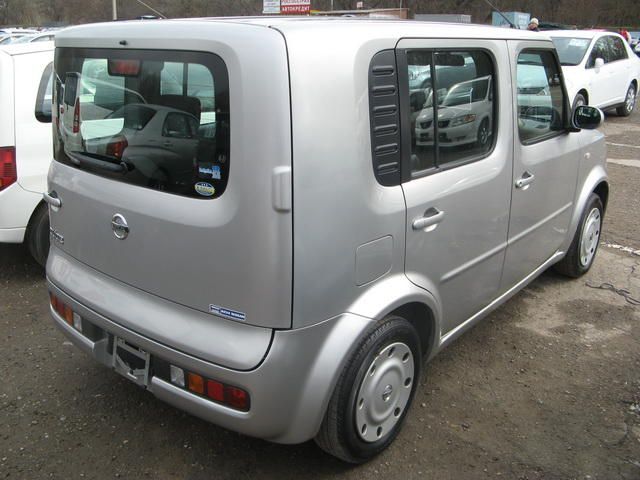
[26, 204, 50, 268]
[476, 118, 490, 148]
[315, 316, 421, 463]
[573, 93, 587, 110]
[616, 83, 636, 117]
[554, 193, 603, 278]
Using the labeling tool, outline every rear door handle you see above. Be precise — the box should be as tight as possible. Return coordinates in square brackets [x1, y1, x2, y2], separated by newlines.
[515, 171, 535, 190]
[43, 191, 62, 210]
[412, 208, 445, 231]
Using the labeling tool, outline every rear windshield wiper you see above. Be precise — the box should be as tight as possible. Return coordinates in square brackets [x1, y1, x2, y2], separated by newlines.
[67, 151, 128, 173]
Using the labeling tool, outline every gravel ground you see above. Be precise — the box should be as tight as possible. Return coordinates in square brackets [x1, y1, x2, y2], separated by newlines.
[1, 111, 640, 479]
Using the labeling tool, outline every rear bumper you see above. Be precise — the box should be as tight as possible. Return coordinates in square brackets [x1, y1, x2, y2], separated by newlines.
[47, 255, 373, 444]
[0, 182, 42, 242]
[0, 227, 26, 243]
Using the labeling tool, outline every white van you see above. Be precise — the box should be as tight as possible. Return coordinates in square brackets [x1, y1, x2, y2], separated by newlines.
[0, 42, 54, 265]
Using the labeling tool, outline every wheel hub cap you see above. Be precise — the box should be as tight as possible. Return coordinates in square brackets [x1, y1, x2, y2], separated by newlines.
[626, 87, 636, 112]
[579, 207, 601, 267]
[355, 342, 414, 443]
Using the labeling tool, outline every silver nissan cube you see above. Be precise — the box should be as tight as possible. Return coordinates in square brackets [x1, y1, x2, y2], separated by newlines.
[46, 18, 609, 462]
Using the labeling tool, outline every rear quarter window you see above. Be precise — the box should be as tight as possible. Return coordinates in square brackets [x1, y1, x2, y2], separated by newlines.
[53, 48, 230, 199]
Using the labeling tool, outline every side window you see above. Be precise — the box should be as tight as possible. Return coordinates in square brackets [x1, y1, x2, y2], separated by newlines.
[517, 50, 566, 144]
[34, 62, 53, 123]
[408, 50, 496, 175]
[587, 38, 609, 67]
[608, 36, 628, 61]
[162, 112, 196, 138]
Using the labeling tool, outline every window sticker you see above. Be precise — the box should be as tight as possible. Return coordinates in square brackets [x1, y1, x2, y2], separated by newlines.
[198, 165, 221, 180]
[194, 182, 215, 196]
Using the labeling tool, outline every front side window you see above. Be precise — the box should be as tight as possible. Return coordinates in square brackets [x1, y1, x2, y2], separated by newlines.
[517, 50, 566, 144]
[407, 50, 496, 175]
[53, 48, 229, 199]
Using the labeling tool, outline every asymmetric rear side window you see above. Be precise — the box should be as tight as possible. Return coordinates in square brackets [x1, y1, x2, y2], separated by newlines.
[406, 50, 496, 175]
[53, 48, 230, 199]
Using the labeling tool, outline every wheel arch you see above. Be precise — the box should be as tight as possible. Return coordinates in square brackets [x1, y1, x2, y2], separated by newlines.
[387, 302, 437, 361]
[560, 163, 608, 254]
[25, 199, 48, 239]
[346, 273, 442, 362]
[593, 180, 609, 213]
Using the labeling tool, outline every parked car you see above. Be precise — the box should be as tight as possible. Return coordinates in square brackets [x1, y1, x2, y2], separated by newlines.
[0, 28, 38, 44]
[47, 20, 607, 463]
[551, 30, 640, 115]
[414, 74, 494, 151]
[10, 31, 57, 44]
[0, 34, 28, 45]
[0, 41, 54, 265]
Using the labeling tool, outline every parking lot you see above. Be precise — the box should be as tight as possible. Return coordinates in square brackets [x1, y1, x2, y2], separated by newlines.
[1, 111, 640, 479]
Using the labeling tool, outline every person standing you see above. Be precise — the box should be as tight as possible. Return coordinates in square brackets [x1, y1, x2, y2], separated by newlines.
[619, 28, 630, 42]
[528, 18, 540, 31]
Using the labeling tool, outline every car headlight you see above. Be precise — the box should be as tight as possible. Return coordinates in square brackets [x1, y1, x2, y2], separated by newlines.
[449, 114, 476, 127]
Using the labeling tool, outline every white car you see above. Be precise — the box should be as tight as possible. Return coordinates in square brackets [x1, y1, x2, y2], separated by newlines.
[10, 31, 57, 44]
[0, 42, 54, 265]
[551, 30, 640, 116]
[415, 75, 493, 149]
[0, 29, 38, 45]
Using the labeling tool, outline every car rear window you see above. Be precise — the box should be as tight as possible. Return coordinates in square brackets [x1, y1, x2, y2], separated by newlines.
[53, 48, 230, 199]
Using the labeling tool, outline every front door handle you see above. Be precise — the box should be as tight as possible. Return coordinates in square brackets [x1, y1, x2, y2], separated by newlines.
[515, 171, 535, 190]
[412, 208, 445, 231]
[43, 191, 62, 210]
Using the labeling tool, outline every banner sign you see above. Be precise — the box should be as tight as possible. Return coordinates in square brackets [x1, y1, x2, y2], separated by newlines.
[277, 0, 311, 15]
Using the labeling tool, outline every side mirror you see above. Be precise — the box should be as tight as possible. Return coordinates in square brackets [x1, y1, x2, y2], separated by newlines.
[594, 57, 604, 72]
[572, 105, 603, 130]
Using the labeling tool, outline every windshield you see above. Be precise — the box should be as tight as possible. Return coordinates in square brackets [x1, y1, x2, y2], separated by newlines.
[551, 37, 592, 65]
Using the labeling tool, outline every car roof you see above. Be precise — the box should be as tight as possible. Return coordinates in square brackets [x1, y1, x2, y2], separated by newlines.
[57, 17, 551, 43]
[0, 40, 54, 55]
[549, 29, 623, 40]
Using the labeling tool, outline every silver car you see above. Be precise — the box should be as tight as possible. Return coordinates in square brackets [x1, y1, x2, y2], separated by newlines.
[46, 19, 608, 463]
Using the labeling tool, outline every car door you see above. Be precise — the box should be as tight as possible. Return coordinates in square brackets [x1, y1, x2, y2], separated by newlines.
[605, 35, 633, 104]
[398, 39, 512, 335]
[501, 43, 581, 291]
[585, 36, 612, 107]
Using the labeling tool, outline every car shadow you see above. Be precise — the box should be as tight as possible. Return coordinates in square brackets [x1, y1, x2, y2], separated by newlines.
[0, 243, 44, 281]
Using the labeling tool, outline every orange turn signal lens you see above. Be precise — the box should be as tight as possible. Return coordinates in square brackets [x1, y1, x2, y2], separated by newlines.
[63, 305, 73, 325]
[187, 373, 204, 395]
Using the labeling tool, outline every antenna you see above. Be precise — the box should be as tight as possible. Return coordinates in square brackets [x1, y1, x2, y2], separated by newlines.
[483, 0, 517, 29]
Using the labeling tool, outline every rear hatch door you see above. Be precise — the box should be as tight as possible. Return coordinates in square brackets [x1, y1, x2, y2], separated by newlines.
[49, 22, 293, 329]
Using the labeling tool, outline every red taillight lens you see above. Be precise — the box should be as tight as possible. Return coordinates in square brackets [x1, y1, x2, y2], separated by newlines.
[108, 59, 141, 77]
[72, 100, 80, 134]
[225, 386, 249, 411]
[106, 138, 128, 159]
[206, 379, 224, 402]
[0, 146, 17, 192]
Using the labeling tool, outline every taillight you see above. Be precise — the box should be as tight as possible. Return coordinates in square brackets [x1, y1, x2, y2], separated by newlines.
[106, 137, 128, 159]
[72, 100, 80, 134]
[0, 146, 17, 192]
[168, 365, 251, 411]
